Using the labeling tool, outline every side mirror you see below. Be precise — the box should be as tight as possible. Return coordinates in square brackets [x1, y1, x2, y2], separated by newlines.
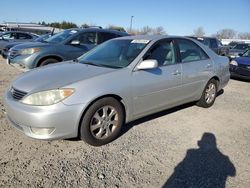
[238, 53, 243, 57]
[70, 40, 80, 45]
[136, 59, 158, 70]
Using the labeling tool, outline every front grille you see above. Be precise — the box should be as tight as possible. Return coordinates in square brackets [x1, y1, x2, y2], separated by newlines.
[239, 64, 250, 69]
[3, 48, 8, 52]
[11, 87, 27, 100]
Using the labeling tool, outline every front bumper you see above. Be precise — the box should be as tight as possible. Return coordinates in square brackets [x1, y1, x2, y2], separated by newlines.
[230, 64, 250, 80]
[3, 90, 86, 140]
[8, 53, 37, 71]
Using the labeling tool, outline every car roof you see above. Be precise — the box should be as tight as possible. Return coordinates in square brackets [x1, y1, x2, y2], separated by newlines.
[65, 28, 129, 36]
[114, 35, 190, 42]
[1, 31, 39, 36]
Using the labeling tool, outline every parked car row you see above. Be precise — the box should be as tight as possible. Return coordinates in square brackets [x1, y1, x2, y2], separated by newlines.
[1, 33, 52, 59]
[189, 36, 250, 60]
[229, 48, 250, 80]
[0, 31, 39, 54]
[189, 36, 229, 56]
[188, 36, 250, 80]
[3, 28, 128, 71]
[2, 30, 249, 81]
[227, 43, 250, 59]
[3, 34, 230, 146]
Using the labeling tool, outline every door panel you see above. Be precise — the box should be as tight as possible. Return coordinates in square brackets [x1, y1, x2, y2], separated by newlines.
[176, 39, 213, 101]
[132, 64, 182, 116]
[181, 59, 213, 100]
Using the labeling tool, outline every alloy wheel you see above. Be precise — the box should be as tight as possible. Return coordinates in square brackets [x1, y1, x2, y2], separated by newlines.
[90, 106, 118, 139]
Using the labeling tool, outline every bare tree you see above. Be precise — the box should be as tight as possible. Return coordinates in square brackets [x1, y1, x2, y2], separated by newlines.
[154, 26, 166, 35]
[214, 29, 236, 39]
[193, 27, 205, 37]
[140, 26, 153, 35]
[106, 25, 126, 32]
[238, 32, 250, 40]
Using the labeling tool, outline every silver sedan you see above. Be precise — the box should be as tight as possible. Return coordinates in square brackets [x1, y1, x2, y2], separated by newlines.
[3, 35, 230, 146]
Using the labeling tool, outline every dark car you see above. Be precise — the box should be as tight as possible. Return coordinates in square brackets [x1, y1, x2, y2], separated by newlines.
[0, 31, 39, 54]
[227, 41, 238, 49]
[228, 43, 250, 59]
[1, 34, 52, 59]
[189, 36, 229, 56]
[8, 28, 129, 71]
[229, 49, 250, 80]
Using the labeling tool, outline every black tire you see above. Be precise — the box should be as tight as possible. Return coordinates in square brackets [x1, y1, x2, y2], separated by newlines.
[80, 97, 124, 146]
[197, 79, 218, 108]
[38, 58, 59, 67]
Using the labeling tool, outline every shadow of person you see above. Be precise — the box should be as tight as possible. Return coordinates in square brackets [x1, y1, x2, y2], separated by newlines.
[163, 133, 236, 188]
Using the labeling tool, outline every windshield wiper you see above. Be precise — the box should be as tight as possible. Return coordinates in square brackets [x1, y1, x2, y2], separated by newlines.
[98, 64, 122, 69]
[82, 61, 102, 67]
[81, 61, 122, 69]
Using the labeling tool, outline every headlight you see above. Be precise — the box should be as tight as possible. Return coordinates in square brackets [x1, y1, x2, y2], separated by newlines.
[230, 60, 238, 66]
[21, 88, 74, 106]
[18, 48, 41, 55]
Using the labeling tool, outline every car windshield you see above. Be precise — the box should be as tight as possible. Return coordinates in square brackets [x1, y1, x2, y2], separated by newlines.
[242, 49, 250, 57]
[78, 39, 149, 68]
[233, 43, 250, 50]
[34, 34, 51, 42]
[45, 29, 78, 43]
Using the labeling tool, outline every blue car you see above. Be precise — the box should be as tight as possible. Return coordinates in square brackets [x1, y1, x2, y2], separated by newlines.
[230, 49, 250, 80]
[1, 34, 52, 59]
[8, 28, 128, 71]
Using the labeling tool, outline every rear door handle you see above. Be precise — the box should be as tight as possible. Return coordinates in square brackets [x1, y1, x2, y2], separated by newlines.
[206, 64, 212, 68]
[172, 70, 181, 75]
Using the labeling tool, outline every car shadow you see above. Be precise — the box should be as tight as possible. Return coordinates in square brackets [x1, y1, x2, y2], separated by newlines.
[120, 89, 224, 137]
[67, 90, 224, 142]
[230, 77, 250, 83]
[162, 133, 236, 188]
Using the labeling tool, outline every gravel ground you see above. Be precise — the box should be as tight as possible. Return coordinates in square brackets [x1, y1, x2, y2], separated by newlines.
[0, 57, 249, 188]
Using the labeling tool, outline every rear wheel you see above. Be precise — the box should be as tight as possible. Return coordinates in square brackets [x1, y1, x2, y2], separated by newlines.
[39, 58, 59, 67]
[197, 79, 218, 108]
[80, 97, 124, 146]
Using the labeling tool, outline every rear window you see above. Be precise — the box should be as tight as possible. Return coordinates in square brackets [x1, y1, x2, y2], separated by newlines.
[233, 43, 250, 50]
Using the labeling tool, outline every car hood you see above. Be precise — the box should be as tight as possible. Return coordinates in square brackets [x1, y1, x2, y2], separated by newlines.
[235, 57, 250, 65]
[5, 41, 25, 48]
[12, 42, 52, 50]
[12, 62, 116, 93]
[229, 49, 244, 54]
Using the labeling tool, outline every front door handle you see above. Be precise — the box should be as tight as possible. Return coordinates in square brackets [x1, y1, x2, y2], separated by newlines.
[172, 70, 181, 75]
[206, 64, 212, 68]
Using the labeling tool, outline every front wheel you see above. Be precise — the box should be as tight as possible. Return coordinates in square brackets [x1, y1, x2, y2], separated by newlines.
[80, 97, 124, 146]
[197, 79, 218, 108]
[39, 58, 59, 67]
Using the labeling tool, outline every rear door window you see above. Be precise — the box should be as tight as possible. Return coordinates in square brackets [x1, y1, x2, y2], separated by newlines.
[17, 33, 32, 39]
[210, 39, 218, 48]
[177, 39, 209, 63]
[77, 32, 97, 45]
[98, 32, 118, 44]
[2, 33, 16, 40]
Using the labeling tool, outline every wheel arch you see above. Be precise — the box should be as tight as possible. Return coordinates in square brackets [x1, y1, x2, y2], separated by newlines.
[77, 94, 127, 137]
[36, 55, 64, 67]
[210, 76, 220, 89]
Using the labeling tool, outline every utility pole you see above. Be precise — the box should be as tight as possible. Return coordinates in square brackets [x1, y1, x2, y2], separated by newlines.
[130, 16, 134, 33]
